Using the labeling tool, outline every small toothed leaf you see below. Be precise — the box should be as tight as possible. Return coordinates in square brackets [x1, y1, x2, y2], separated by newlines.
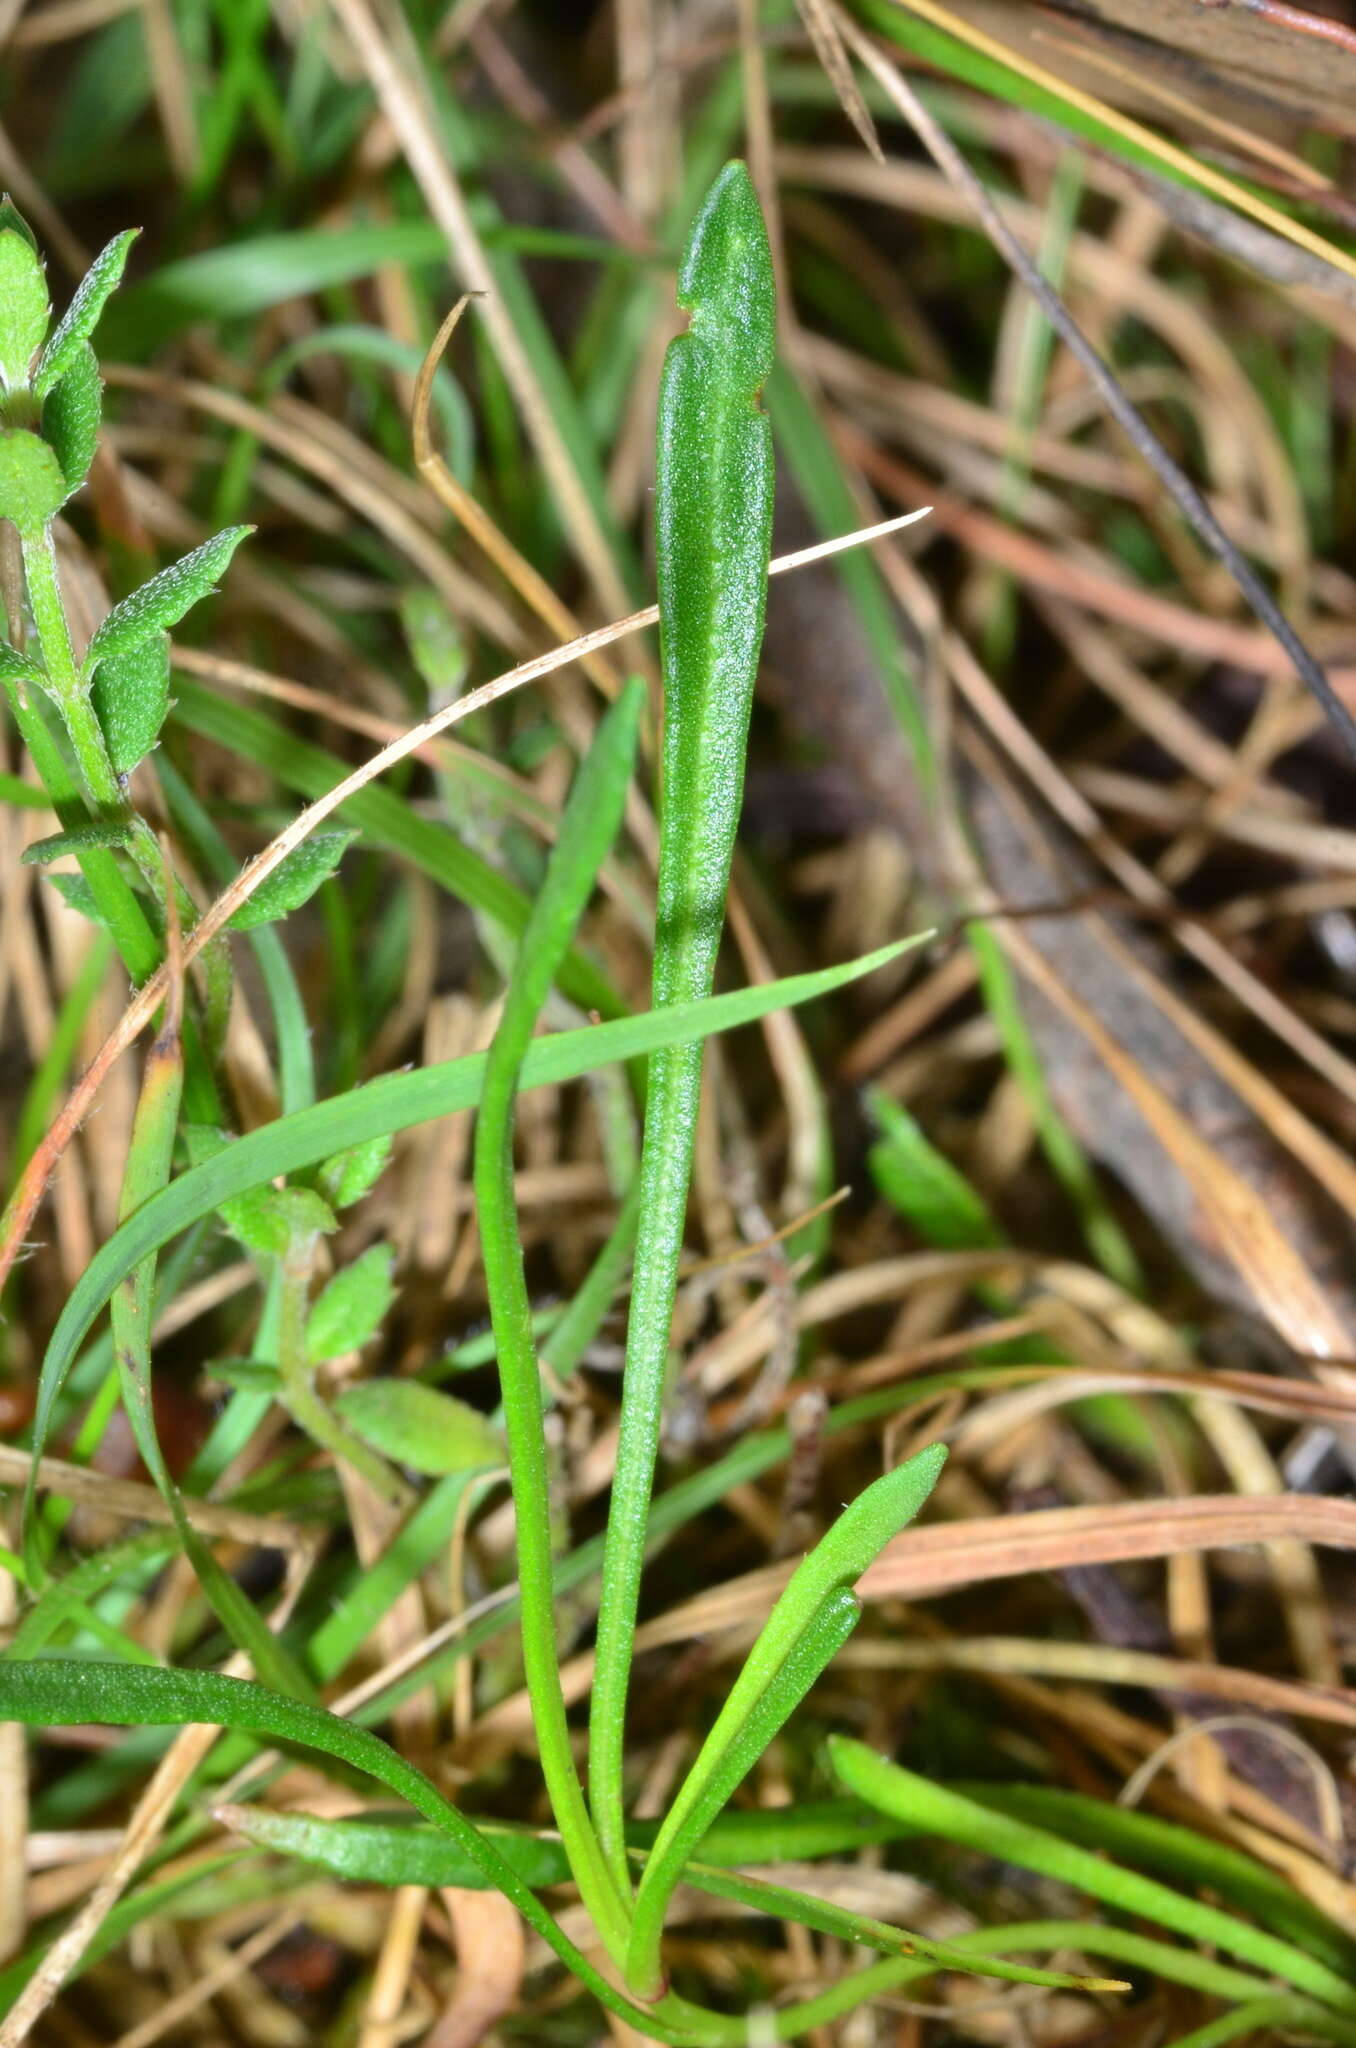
[333, 1379, 502, 1477]
[33, 228, 137, 398]
[22, 821, 131, 864]
[0, 222, 48, 391]
[42, 342, 101, 497]
[90, 631, 170, 776]
[0, 640, 43, 689]
[0, 197, 39, 254]
[203, 1357, 282, 1393]
[306, 1244, 397, 1361]
[399, 587, 469, 700]
[226, 1182, 335, 1257]
[315, 1131, 392, 1211]
[184, 1127, 337, 1255]
[85, 526, 251, 672]
[45, 872, 107, 925]
[0, 429, 67, 533]
[225, 829, 357, 932]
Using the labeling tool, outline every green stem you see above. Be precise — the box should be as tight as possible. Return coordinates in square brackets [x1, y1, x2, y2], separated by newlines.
[20, 524, 120, 807]
[589, 161, 776, 1889]
[12, 524, 229, 1110]
[476, 1090, 632, 1960]
[0, 671, 160, 983]
[471, 683, 645, 1963]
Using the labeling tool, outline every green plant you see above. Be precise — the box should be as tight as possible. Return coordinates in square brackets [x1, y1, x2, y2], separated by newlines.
[0, 170, 1121, 2042]
[0, 206, 352, 1681]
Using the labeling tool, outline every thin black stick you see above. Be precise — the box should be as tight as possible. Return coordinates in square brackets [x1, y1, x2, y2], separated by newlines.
[836, 4, 1356, 763]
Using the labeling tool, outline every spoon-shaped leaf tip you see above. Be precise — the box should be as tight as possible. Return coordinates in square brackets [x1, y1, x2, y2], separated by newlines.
[676, 159, 775, 395]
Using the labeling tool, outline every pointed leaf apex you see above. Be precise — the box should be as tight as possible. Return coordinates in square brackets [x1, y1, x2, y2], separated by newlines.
[0, 195, 39, 252]
[86, 525, 252, 671]
[34, 226, 140, 397]
[675, 158, 775, 390]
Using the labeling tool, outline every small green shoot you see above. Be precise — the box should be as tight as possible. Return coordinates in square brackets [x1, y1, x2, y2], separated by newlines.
[589, 157, 780, 1891]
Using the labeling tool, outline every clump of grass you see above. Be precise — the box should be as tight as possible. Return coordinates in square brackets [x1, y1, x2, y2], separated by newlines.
[3, 5, 1356, 2043]
[0, 168, 1128, 2043]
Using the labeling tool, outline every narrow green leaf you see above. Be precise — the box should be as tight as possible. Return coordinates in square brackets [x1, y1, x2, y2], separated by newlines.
[208, 1802, 893, 1894]
[41, 343, 101, 497]
[628, 1445, 944, 1992]
[626, 1590, 861, 1996]
[306, 1469, 491, 1683]
[96, 1005, 313, 1700]
[99, 223, 449, 357]
[85, 526, 251, 673]
[5, 1529, 172, 1661]
[305, 1244, 396, 1361]
[21, 821, 131, 864]
[212, 1805, 1130, 1996]
[33, 228, 137, 397]
[218, 1803, 571, 1890]
[0, 1661, 719, 2046]
[204, 1358, 281, 1394]
[1153, 1995, 1321, 2048]
[224, 828, 356, 931]
[827, 1739, 1356, 2016]
[0, 772, 49, 809]
[332, 1381, 502, 1477]
[473, 676, 645, 1952]
[954, 1782, 1356, 1980]
[866, 1089, 1002, 1248]
[90, 631, 170, 776]
[0, 222, 49, 391]
[591, 159, 778, 1888]
[28, 937, 925, 1519]
[675, 1861, 1128, 1993]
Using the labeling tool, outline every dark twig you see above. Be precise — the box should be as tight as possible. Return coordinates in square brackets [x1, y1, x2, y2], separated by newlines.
[835, 6, 1356, 763]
